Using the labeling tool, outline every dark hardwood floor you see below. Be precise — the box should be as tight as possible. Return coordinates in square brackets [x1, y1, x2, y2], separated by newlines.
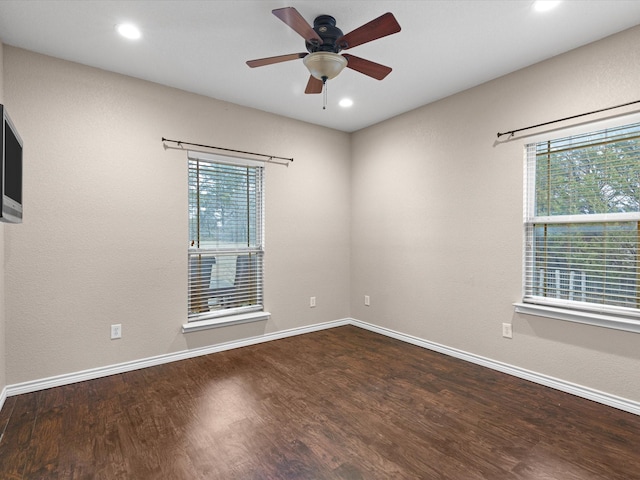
[1, 325, 639, 479]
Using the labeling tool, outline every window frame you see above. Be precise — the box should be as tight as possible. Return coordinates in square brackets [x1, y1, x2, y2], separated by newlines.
[184, 151, 270, 333]
[516, 113, 640, 334]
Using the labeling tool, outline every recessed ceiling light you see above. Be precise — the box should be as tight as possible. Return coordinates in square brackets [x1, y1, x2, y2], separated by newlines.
[339, 98, 353, 108]
[533, 0, 561, 12]
[116, 23, 142, 40]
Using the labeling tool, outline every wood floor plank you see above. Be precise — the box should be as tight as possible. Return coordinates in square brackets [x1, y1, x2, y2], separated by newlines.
[21, 388, 65, 477]
[0, 392, 39, 479]
[1, 325, 639, 479]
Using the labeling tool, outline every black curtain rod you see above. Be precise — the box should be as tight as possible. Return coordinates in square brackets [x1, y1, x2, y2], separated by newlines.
[496, 99, 640, 139]
[161, 137, 293, 162]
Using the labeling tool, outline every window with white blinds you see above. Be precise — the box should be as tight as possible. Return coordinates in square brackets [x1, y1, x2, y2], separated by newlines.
[523, 121, 640, 318]
[188, 152, 264, 322]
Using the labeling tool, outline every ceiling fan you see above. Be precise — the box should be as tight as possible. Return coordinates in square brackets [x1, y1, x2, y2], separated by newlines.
[246, 7, 401, 95]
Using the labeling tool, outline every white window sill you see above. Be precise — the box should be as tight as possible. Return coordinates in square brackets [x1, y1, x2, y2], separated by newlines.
[182, 311, 271, 333]
[514, 303, 640, 334]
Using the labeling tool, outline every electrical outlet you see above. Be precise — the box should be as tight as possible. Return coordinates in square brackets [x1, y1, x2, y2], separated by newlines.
[502, 323, 513, 339]
[111, 324, 122, 339]
[310, 296, 316, 308]
[364, 295, 370, 306]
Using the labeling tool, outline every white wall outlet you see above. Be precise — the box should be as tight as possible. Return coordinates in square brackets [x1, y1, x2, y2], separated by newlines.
[364, 295, 370, 306]
[502, 323, 513, 339]
[111, 324, 122, 339]
[310, 296, 316, 308]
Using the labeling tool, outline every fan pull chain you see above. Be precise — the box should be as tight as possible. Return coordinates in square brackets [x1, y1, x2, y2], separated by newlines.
[322, 77, 328, 110]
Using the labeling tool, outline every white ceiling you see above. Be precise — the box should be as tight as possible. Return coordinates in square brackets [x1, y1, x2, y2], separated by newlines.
[0, 1, 639, 132]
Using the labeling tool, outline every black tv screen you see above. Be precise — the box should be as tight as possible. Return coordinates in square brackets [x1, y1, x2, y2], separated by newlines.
[1, 104, 23, 223]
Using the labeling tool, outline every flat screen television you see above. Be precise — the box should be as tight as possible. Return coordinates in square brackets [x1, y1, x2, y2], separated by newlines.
[1, 104, 23, 223]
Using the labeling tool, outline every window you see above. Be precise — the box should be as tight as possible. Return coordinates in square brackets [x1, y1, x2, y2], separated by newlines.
[522, 120, 640, 328]
[187, 152, 265, 323]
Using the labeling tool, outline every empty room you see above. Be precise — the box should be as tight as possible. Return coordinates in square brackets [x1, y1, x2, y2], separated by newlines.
[0, 1, 639, 478]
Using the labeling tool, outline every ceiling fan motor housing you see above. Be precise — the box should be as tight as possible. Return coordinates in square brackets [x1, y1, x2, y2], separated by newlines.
[306, 15, 345, 53]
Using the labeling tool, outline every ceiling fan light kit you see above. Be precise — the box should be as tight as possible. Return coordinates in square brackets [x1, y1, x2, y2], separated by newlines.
[247, 7, 401, 103]
[303, 52, 347, 81]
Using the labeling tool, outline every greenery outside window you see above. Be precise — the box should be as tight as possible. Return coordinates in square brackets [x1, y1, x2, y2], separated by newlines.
[522, 120, 640, 326]
[188, 152, 265, 323]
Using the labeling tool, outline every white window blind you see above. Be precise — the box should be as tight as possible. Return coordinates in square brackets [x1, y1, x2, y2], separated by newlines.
[188, 153, 264, 322]
[524, 121, 640, 318]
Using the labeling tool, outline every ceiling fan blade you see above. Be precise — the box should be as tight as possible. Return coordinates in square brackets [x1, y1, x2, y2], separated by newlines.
[338, 12, 401, 50]
[246, 53, 308, 68]
[342, 54, 392, 80]
[272, 7, 323, 44]
[305, 75, 324, 94]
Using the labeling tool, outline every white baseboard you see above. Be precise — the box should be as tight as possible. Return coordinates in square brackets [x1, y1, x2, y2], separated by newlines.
[4, 317, 639, 417]
[5, 318, 351, 398]
[0, 386, 6, 414]
[349, 318, 640, 416]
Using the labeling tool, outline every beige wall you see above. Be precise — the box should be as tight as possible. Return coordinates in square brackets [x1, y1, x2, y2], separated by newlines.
[3, 47, 351, 384]
[351, 25, 640, 402]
